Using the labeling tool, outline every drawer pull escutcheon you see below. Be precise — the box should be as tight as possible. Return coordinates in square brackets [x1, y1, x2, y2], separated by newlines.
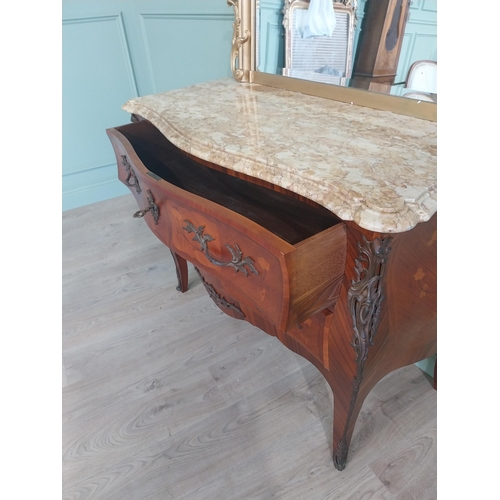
[121, 155, 141, 194]
[133, 190, 159, 225]
[182, 220, 258, 277]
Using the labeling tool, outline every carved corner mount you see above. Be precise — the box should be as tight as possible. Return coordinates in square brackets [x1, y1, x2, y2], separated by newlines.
[333, 235, 392, 471]
[227, 0, 250, 82]
[349, 236, 393, 367]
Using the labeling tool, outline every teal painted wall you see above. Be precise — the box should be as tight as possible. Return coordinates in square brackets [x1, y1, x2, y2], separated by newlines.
[415, 354, 436, 380]
[62, 0, 233, 211]
[395, 0, 437, 83]
[257, 0, 284, 74]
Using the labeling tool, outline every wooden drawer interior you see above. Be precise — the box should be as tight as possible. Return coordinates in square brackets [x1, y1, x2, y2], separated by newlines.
[115, 121, 342, 245]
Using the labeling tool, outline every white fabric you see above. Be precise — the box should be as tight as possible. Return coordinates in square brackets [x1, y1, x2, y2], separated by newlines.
[298, 0, 337, 38]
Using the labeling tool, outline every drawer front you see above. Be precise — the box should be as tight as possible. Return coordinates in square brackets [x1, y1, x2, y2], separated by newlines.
[113, 137, 144, 205]
[108, 124, 346, 333]
[166, 196, 287, 327]
[194, 267, 284, 339]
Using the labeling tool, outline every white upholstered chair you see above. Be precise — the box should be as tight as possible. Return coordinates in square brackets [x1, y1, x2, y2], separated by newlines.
[403, 60, 437, 101]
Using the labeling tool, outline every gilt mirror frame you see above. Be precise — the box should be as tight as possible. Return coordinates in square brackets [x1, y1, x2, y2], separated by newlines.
[227, 0, 436, 121]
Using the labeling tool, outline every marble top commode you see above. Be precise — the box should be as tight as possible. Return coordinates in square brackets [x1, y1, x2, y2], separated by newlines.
[123, 79, 436, 233]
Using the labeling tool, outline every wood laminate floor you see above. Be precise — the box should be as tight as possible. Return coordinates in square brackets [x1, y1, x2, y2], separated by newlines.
[62, 194, 437, 500]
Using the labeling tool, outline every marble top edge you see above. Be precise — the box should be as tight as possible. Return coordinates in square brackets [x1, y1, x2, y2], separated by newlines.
[122, 79, 437, 233]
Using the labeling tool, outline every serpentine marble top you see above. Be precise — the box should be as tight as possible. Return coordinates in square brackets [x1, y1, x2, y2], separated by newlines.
[123, 79, 436, 233]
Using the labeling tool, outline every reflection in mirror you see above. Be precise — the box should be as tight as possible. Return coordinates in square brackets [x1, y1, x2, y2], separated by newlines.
[281, 0, 357, 86]
[256, 0, 436, 101]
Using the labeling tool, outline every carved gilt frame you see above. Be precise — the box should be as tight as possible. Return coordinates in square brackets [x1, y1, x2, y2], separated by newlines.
[227, 0, 436, 121]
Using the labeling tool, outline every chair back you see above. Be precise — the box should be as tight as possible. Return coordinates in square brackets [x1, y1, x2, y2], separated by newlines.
[405, 60, 437, 94]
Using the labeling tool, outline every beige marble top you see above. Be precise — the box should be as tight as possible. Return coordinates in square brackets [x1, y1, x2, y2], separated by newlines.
[123, 79, 436, 233]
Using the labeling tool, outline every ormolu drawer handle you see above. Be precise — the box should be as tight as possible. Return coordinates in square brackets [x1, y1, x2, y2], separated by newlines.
[133, 190, 159, 225]
[121, 155, 141, 194]
[182, 220, 258, 277]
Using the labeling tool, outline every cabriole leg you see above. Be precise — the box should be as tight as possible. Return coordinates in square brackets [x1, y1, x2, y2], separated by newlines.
[331, 379, 366, 471]
[170, 250, 188, 292]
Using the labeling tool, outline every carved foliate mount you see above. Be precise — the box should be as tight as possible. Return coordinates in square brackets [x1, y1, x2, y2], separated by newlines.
[227, 0, 250, 82]
[349, 236, 392, 365]
[333, 235, 393, 471]
[194, 267, 245, 319]
[182, 220, 258, 277]
[121, 155, 141, 194]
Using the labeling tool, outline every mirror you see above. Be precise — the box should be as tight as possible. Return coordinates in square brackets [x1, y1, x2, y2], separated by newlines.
[257, 0, 436, 100]
[227, 0, 436, 120]
[259, 0, 357, 86]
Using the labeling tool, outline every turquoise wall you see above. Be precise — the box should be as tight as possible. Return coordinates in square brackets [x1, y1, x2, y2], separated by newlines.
[258, 0, 284, 74]
[392, 0, 437, 83]
[62, 0, 234, 211]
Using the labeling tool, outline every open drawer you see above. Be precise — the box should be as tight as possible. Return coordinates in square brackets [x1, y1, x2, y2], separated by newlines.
[106, 120, 347, 332]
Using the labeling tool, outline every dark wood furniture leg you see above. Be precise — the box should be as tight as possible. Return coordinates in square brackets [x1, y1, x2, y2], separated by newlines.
[170, 250, 188, 292]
